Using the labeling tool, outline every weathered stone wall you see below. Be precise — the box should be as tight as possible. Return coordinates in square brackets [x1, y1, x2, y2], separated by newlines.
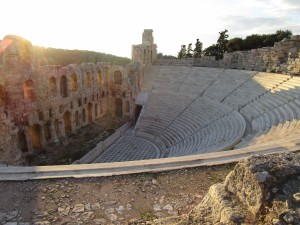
[223, 35, 300, 74]
[154, 56, 226, 68]
[132, 29, 157, 64]
[0, 34, 145, 165]
[0, 110, 20, 164]
[154, 35, 300, 74]
[154, 58, 194, 66]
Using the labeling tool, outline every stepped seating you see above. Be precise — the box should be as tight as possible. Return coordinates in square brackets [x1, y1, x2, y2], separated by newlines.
[167, 110, 245, 156]
[135, 68, 300, 159]
[93, 66, 300, 163]
[93, 136, 160, 163]
[223, 73, 290, 110]
[202, 70, 255, 101]
[235, 75, 300, 148]
[135, 93, 246, 156]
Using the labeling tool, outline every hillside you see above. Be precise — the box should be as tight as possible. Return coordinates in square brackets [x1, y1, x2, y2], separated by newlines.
[32, 46, 131, 67]
[0, 42, 131, 67]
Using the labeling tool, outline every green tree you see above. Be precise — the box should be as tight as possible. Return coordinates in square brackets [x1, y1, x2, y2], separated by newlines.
[178, 45, 187, 59]
[216, 29, 229, 60]
[226, 37, 243, 52]
[275, 29, 292, 41]
[203, 44, 218, 57]
[229, 30, 293, 52]
[243, 34, 264, 50]
[157, 52, 176, 59]
[193, 39, 203, 58]
[186, 43, 193, 58]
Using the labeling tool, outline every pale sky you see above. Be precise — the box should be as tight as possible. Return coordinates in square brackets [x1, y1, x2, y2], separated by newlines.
[1, 0, 299, 58]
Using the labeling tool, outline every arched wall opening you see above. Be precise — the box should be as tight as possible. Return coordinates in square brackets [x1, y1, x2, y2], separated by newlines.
[82, 109, 86, 123]
[24, 79, 35, 101]
[100, 101, 103, 114]
[95, 103, 98, 117]
[97, 70, 102, 86]
[18, 131, 28, 152]
[85, 72, 91, 88]
[63, 111, 72, 134]
[114, 71, 122, 85]
[71, 73, 78, 91]
[44, 121, 52, 141]
[60, 75, 68, 98]
[54, 119, 60, 137]
[0, 85, 6, 106]
[87, 102, 93, 123]
[29, 124, 43, 149]
[115, 98, 123, 117]
[125, 101, 130, 113]
[75, 111, 80, 127]
[49, 77, 57, 97]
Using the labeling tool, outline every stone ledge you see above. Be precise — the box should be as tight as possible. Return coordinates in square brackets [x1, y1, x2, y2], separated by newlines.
[0, 139, 299, 181]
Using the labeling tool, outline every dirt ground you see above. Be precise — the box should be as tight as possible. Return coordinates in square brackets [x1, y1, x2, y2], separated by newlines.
[25, 115, 127, 166]
[0, 115, 235, 224]
[0, 163, 235, 225]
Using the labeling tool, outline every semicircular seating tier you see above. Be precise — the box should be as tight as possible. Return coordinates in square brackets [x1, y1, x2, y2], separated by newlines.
[93, 66, 300, 163]
[133, 93, 246, 157]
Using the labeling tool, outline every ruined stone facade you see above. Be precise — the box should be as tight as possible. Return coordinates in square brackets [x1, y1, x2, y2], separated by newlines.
[154, 36, 300, 75]
[0, 30, 156, 165]
[132, 29, 157, 64]
[223, 35, 300, 74]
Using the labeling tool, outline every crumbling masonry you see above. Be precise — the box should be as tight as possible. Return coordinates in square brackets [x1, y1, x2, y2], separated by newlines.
[0, 30, 157, 165]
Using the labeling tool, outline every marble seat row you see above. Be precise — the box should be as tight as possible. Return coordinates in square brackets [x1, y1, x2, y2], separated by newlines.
[94, 66, 300, 163]
[93, 136, 160, 163]
[166, 110, 245, 156]
[235, 75, 300, 148]
[222, 73, 291, 110]
[135, 94, 246, 155]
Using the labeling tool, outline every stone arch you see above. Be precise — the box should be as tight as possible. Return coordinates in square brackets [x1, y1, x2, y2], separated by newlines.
[100, 101, 103, 114]
[87, 102, 93, 123]
[82, 109, 86, 123]
[97, 70, 102, 86]
[24, 79, 35, 101]
[44, 121, 52, 141]
[75, 111, 80, 127]
[60, 75, 68, 97]
[29, 124, 43, 149]
[71, 73, 78, 91]
[54, 119, 60, 137]
[115, 98, 123, 117]
[63, 111, 72, 134]
[95, 103, 98, 117]
[48, 77, 57, 97]
[125, 100, 130, 113]
[114, 71, 122, 85]
[18, 131, 28, 152]
[85, 72, 91, 88]
[0, 85, 6, 106]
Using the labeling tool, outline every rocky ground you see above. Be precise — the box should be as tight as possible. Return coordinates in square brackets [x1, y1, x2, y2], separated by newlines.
[0, 164, 234, 225]
[25, 115, 127, 166]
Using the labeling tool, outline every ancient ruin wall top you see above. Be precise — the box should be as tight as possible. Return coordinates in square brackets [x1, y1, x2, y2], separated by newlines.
[142, 29, 154, 46]
[1, 35, 33, 69]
